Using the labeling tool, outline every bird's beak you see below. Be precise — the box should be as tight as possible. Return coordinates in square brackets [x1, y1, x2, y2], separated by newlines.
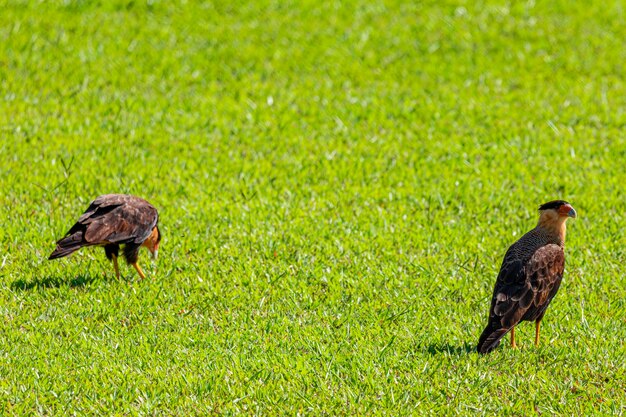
[152, 248, 158, 260]
[568, 207, 577, 218]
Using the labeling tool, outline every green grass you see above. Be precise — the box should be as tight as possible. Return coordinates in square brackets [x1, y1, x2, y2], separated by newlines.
[1, 0, 626, 414]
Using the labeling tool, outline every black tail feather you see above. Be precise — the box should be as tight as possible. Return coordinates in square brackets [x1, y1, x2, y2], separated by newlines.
[48, 232, 85, 260]
[477, 322, 510, 354]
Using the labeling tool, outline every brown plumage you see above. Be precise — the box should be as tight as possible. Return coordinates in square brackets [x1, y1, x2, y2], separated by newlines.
[49, 194, 161, 279]
[477, 200, 577, 354]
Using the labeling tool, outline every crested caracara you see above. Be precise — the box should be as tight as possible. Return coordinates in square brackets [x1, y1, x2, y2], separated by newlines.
[49, 194, 161, 280]
[476, 200, 577, 354]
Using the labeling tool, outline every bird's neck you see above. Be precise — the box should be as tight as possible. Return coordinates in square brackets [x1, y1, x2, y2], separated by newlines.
[537, 212, 567, 245]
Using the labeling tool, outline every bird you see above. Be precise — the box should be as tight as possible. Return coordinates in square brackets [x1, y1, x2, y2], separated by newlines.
[49, 194, 161, 280]
[476, 200, 577, 354]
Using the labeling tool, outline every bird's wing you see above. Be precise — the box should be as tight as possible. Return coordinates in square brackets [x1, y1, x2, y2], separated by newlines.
[522, 244, 565, 321]
[492, 244, 564, 327]
[77, 194, 134, 223]
[79, 195, 158, 245]
[490, 247, 533, 329]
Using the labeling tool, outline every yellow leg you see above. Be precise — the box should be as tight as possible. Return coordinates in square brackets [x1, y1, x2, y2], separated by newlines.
[535, 321, 541, 347]
[112, 254, 120, 280]
[510, 327, 517, 348]
[132, 262, 146, 280]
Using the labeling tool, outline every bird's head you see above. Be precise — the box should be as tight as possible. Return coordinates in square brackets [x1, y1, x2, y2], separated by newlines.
[537, 200, 576, 242]
[538, 200, 577, 219]
[144, 226, 161, 260]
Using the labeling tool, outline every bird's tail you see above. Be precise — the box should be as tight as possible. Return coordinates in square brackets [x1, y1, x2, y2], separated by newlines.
[476, 321, 510, 354]
[48, 232, 85, 260]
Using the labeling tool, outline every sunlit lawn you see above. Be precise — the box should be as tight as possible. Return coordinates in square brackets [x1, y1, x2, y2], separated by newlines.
[1, 0, 625, 414]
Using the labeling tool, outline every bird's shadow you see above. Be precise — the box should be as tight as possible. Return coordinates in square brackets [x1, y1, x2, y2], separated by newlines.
[421, 342, 475, 355]
[11, 274, 99, 291]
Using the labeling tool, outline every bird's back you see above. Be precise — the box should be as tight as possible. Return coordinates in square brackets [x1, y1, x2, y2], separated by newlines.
[477, 227, 564, 353]
[49, 194, 158, 259]
[502, 227, 560, 266]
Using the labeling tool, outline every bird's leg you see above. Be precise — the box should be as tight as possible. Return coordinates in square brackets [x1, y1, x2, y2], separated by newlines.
[510, 327, 517, 348]
[132, 262, 146, 280]
[535, 321, 541, 347]
[112, 254, 120, 280]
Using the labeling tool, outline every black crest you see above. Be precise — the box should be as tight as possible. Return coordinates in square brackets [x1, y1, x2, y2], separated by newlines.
[539, 200, 569, 211]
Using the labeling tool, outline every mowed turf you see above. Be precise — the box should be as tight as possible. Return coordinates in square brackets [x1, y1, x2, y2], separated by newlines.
[1, 0, 625, 414]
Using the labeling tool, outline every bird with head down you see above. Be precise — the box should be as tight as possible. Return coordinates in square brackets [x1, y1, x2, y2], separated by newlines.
[477, 200, 577, 354]
[49, 194, 161, 280]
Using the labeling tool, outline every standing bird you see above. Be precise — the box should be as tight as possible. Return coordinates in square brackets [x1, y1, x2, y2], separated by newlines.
[49, 194, 161, 280]
[476, 200, 577, 354]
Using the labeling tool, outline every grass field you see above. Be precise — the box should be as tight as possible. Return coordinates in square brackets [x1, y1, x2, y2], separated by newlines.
[1, 0, 626, 414]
